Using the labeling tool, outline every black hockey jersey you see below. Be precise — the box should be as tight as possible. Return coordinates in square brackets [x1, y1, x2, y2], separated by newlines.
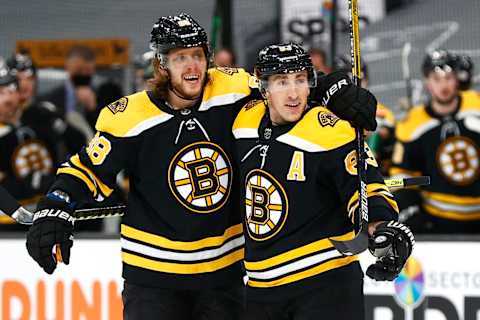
[232, 101, 398, 302]
[20, 100, 86, 165]
[0, 123, 54, 227]
[51, 67, 254, 289]
[391, 93, 480, 222]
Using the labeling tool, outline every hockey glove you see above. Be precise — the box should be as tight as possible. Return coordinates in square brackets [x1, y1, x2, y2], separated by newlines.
[366, 221, 415, 281]
[26, 194, 74, 274]
[312, 71, 378, 131]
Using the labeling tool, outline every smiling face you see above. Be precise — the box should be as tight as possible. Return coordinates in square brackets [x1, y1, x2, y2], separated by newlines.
[265, 71, 310, 125]
[166, 47, 208, 100]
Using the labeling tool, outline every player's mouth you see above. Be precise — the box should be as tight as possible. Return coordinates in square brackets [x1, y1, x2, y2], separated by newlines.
[183, 74, 200, 84]
[285, 102, 301, 109]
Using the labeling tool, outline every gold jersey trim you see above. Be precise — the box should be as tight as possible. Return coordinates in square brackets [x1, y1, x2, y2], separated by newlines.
[244, 231, 358, 288]
[199, 68, 252, 111]
[276, 107, 356, 152]
[246, 255, 357, 288]
[122, 248, 244, 274]
[244, 230, 354, 271]
[95, 91, 173, 138]
[232, 100, 266, 139]
[347, 183, 399, 223]
[70, 155, 113, 197]
[423, 204, 480, 221]
[121, 223, 243, 251]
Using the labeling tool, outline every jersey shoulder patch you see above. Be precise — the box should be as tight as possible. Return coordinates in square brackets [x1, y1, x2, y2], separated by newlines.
[396, 105, 439, 142]
[276, 106, 356, 152]
[232, 100, 266, 139]
[95, 91, 173, 138]
[199, 68, 252, 111]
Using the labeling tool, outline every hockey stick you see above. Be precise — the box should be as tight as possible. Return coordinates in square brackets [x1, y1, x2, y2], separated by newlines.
[0, 185, 125, 225]
[330, 0, 369, 255]
[0, 177, 428, 224]
[402, 42, 414, 110]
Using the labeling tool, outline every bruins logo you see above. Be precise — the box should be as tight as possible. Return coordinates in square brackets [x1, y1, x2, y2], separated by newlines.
[216, 67, 238, 75]
[436, 136, 480, 186]
[12, 140, 53, 178]
[107, 97, 128, 114]
[318, 112, 340, 127]
[168, 142, 232, 214]
[245, 169, 289, 241]
[244, 99, 261, 111]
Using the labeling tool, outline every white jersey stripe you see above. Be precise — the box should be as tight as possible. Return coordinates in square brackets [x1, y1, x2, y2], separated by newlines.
[276, 134, 327, 152]
[121, 235, 245, 262]
[246, 248, 341, 280]
[233, 128, 259, 139]
[423, 197, 480, 213]
[199, 93, 248, 111]
[124, 113, 174, 137]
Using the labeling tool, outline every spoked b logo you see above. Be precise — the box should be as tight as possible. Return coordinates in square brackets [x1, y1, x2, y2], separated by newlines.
[168, 142, 232, 214]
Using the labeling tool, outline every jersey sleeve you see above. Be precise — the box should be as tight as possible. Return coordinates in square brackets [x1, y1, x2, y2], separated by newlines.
[50, 130, 137, 204]
[321, 141, 399, 223]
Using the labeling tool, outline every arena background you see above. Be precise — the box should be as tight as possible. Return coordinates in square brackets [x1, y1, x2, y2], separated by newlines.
[1, 1, 480, 319]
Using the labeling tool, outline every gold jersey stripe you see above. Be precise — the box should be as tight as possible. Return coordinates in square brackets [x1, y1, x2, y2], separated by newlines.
[244, 231, 354, 271]
[347, 183, 398, 212]
[122, 248, 244, 274]
[121, 224, 243, 251]
[422, 191, 480, 205]
[70, 155, 113, 197]
[423, 204, 480, 221]
[247, 255, 358, 288]
[57, 167, 97, 196]
[0, 215, 15, 224]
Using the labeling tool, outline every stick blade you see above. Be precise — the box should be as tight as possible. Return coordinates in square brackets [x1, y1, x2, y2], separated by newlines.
[404, 176, 430, 187]
[330, 229, 368, 256]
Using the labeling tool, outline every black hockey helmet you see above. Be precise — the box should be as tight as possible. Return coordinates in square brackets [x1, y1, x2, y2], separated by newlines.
[333, 54, 368, 80]
[149, 13, 211, 66]
[255, 43, 316, 94]
[454, 54, 474, 90]
[7, 53, 36, 77]
[0, 57, 18, 89]
[422, 49, 457, 77]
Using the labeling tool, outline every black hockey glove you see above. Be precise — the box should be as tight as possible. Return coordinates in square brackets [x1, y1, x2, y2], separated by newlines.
[366, 221, 415, 281]
[26, 194, 74, 274]
[312, 71, 378, 131]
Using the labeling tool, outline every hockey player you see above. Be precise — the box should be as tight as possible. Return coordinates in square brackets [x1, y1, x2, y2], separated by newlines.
[25, 14, 378, 319]
[391, 50, 480, 233]
[0, 59, 55, 230]
[334, 55, 396, 175]
[233, 43, 414, 319]
[7, 53, 86, 165]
